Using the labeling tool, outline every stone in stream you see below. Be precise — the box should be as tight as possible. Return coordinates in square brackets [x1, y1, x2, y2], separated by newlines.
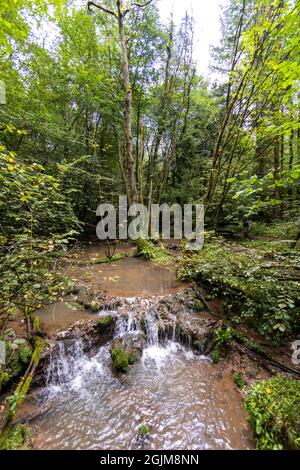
[110, 331, 146, 374]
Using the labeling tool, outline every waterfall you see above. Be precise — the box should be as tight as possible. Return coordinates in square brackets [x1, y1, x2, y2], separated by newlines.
[144, 312, 159, 346]
[44, 298, 194, 389]
[45, 338, 106, 393]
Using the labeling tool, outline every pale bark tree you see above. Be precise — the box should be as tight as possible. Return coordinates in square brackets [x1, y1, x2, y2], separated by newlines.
[88, 0, 154, 204]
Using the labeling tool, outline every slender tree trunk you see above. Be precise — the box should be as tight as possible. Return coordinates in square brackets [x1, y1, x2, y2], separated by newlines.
[118, 1, 138, 204]
[289, 129, 294, 170]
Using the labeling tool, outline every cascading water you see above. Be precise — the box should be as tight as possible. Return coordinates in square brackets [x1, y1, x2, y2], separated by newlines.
[30, 301, 253, 450]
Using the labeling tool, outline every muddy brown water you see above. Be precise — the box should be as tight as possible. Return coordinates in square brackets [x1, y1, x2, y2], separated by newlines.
[69, 256, 185, 298]
[35, 302, 94, 337]
[27, 245, 253, 450]
[30, 342, 252, 450]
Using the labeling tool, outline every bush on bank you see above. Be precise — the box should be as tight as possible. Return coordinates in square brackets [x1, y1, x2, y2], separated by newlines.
[245, 378, 300, 450]
[178, 237, 300, 342]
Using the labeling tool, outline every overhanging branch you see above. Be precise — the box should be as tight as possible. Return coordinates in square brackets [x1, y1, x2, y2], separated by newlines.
[131, 0, 154, 8]
[87, 1, 117, 18]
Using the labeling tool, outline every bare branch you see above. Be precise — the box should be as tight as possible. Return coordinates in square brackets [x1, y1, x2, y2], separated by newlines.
[131, 0, 154, 9]
[87, 1, 117, 18]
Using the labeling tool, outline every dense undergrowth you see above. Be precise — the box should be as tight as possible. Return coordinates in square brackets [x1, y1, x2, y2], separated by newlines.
[178, 230, 300, 342]
[0, 424, 30, 450]
[0, 144, 80, 396]
[246, 378, 300, 450]
[135, 239, 173, 265]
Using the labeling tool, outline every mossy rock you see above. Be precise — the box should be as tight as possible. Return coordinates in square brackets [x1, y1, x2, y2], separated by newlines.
[97, 315, 113, 327]
[138, 424, 149, 438]
[89, 301, 100, 313]
[111, 347, 130, 373]
[193, 299, 205, 312]
[110, 338, 141, 374]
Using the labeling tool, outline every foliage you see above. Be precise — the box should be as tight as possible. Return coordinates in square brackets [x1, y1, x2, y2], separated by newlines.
[136, 239, 172, 264]
[211, 350, 221, 364]
[0, 331, 33, 393]
[193, 299, 204, 312]
[0, 140, 80, 237]
[136, 239, 156, 260]
[246, 378, 300, 450]
[178, 238, 300, 342]
[0, 424, 30, 450]
[215, 327, 234, 348]
[233, 372, 246, 389]
[0, 137, 80, 345]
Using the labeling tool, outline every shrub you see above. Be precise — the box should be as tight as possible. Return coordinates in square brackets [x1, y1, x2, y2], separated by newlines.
[0, 424, 30, 450]
[178, 241, 300, 342]
[245, 378, 300, 450]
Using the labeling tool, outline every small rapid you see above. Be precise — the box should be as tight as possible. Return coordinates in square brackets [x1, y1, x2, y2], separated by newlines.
[30, 304, 253, 450]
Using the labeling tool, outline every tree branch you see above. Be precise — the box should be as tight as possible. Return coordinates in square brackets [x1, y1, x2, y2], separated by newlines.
[87, 1, 117, 18]
[131, 0, 154, 9]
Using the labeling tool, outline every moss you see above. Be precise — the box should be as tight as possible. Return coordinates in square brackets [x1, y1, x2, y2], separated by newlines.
[31, 336, 45, 367]
[16, 375, 32, 398]
[111, 347, 129, 373]
[94, 253, 128, 263]
[0, 424, 30, 450]
[138, 425, 149, 438]
[245, 378, 300, 450]
[128, 351, 138, 365]
[89, 301, 100, 313]
[97, 315, 113, 327]
[193, 299, 204, 312]
[77, 253, 128, 266]
[33, 316, 42, 335]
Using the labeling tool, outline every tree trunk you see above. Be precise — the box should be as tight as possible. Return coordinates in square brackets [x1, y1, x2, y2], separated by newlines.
[117, 1, 138, 204]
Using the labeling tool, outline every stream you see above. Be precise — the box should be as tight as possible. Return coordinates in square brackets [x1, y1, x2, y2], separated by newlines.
[25, 245, 253, 450]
